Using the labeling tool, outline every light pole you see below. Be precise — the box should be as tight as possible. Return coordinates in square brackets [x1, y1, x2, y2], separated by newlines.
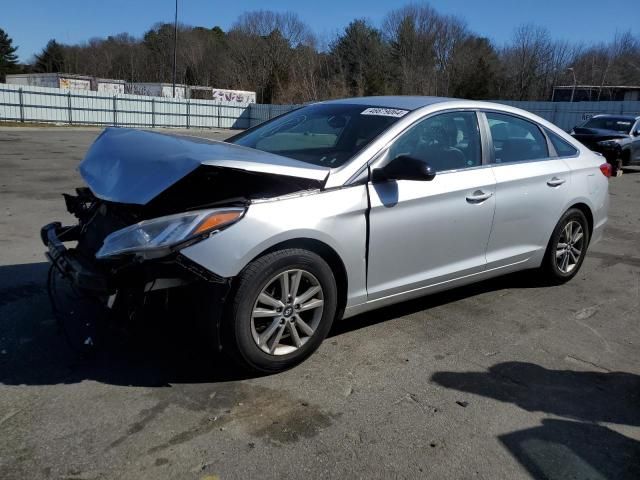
[172, 0, 178, 98]
[568, 67, 577, 102]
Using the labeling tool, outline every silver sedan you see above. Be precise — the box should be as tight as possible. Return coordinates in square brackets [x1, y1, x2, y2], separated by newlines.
[42, 96, 609, 372]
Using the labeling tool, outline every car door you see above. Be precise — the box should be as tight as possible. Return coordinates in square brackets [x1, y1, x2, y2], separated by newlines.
[482, 111, 571, 269]
[367, 111, 496, 301]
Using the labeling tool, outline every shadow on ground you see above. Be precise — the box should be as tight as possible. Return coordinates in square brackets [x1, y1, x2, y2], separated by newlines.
[3, 262, 640, 477]
[0, 261, 254, 387]
[1, 261, 549, 388]
[432, 362, 640, 480]
[330, 268, 547, 337]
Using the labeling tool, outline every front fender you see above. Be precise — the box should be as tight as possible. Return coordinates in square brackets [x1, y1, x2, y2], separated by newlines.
[180, 186, 369, 307]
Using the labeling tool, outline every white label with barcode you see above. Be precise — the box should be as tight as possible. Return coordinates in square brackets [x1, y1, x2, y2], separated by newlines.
[361, 107, 409, 118]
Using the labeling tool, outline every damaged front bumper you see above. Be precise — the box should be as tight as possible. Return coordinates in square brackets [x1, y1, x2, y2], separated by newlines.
[41, 222, 111, 293]
[41, 220, 229, 297]
[42, 217, 233, 353]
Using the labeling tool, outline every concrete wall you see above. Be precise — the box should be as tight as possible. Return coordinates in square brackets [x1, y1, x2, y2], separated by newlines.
[6, 74, 92, 91]
[126, 83, 188, 99]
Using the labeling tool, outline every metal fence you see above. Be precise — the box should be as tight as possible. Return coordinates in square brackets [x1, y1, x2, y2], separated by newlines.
[246, 103, 300, 127]
[0, 83, 254, 129]
[2, 82, 639, 132]
[248, 100, 640, 131]
[495, 100, 640, 131]
[245, 100, 640, 131]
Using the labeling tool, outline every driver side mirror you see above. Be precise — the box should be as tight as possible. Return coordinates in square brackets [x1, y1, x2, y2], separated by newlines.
[372, 155, 436, 182]
[634, 128, 640, 137]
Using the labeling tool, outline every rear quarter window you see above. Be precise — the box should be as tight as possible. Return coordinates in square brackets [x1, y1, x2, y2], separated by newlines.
[546, 129, 579, 157]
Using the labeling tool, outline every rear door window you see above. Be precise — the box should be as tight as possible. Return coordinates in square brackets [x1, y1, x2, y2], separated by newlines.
[486, 112, 549, 163]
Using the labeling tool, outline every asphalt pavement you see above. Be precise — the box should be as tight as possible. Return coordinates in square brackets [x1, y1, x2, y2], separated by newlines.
[0, 126, 639, 480]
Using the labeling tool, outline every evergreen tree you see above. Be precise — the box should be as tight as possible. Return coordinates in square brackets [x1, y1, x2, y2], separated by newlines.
[0, 28, 19, 81]
[331, 20, 391, 97]
[34, 39, 65, 73]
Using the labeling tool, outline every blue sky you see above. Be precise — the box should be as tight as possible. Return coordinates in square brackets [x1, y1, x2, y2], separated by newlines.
[3, 0, 639, 62]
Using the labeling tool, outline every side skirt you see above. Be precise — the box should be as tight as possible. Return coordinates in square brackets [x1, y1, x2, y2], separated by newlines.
[342, 257, 531, 320]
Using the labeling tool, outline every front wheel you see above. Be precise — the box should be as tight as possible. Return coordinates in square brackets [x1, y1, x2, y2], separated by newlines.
[611, 157, 623, 177]
[541, 208, 590, 283]
[224, 248, 337, 373]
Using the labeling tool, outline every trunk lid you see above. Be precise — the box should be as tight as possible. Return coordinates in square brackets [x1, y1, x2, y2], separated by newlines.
[79, 128, 330, 205]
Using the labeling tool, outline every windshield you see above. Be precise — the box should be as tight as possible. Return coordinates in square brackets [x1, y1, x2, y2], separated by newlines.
[582, 117, 633, 134]
[229, 103, 409, 168]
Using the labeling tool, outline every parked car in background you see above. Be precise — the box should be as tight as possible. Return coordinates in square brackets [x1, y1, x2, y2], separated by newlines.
[42, 97, 609, 373]
[570, 114, 640, 175]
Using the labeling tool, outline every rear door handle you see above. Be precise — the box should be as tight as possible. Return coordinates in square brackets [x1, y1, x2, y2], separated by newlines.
[547, 177, 566, 187]
[466, 190, 493, 203]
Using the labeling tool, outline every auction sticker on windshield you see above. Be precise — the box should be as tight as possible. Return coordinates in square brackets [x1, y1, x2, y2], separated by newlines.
[361, 107, 409, 118]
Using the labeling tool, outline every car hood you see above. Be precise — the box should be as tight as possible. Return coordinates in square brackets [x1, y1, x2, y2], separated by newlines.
[571, 127, 629, 142]
[79, 127, 330, 205]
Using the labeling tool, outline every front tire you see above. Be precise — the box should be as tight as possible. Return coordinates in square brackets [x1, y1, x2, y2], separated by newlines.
[224, 248, 337, 373]
[541, 208, 590, 284]
[621, 150, 631, 169]
[612, 157, 623, 177]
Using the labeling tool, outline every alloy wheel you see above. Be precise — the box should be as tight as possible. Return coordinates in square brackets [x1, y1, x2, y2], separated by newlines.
[556, 220, 585, 274]
[250, 269, 324, 355]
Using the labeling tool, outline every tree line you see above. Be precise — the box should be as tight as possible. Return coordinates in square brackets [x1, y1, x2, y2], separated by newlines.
[1, 3, 640, 103]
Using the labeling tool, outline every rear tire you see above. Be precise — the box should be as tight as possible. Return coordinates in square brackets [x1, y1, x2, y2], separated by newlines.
[541, 208, 590, 284]
[224, 248, 337, 373]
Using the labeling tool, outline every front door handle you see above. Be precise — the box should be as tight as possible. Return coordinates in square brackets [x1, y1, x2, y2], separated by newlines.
[547, 177, 566, 187]
[466, 190, 493, 203]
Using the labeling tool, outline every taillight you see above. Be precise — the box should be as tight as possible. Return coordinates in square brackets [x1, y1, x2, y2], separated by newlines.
[599, 163, 612, 178]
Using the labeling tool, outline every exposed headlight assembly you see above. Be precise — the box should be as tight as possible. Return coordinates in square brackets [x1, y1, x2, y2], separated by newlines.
[96, 208, 245, 259]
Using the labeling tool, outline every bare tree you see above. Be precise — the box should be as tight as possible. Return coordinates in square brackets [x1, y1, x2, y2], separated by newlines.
[32, 5, 639, 104]
[499, 24, 556, 100]
[383, 3, 440, 94]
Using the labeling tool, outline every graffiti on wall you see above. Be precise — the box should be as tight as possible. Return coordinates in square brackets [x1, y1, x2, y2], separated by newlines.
[211, 89, 256, 104]
[126, 84, 186, 99]
[97, 82, 125, 94]
[59, 78, 91, 91]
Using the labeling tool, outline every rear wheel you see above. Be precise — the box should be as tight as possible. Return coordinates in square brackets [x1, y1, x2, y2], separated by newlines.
[224, 248, 337, 373]
[541, 208, 590, 283]
[621, 150, 631, 168]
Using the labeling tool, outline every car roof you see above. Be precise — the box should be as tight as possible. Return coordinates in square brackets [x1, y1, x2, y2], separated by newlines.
[319, 96, 455, 110]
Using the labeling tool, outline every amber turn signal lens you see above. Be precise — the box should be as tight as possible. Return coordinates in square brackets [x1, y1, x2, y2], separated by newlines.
[193, 211, 243, 235]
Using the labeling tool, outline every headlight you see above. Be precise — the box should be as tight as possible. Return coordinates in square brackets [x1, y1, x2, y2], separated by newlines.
[596, 139, 622, 148]
[96, 208, 245, 259]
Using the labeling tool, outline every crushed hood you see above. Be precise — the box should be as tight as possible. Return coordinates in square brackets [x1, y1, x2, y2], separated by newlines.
[79, 128, 330, 205]
[572, 127, 629, 141]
